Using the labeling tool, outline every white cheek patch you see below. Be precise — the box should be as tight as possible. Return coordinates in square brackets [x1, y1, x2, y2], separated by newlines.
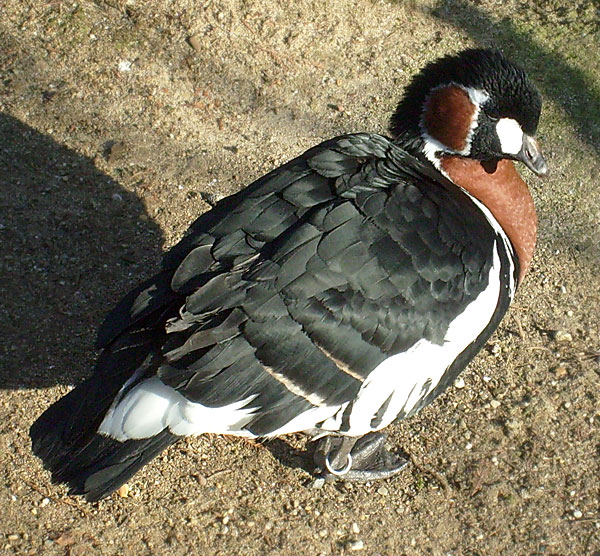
[496, 118, 524, 155]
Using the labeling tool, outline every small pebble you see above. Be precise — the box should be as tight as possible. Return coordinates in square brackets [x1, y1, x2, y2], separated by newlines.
[117, 484, 129, 498]
[319, 529, 328, 538]
[564, 402, 572, 409]
[377, 486, 389, 496]
[454, 377, 465, 389]
[7, 534, 19, 541]
[188, 34, 202, 51]
[200, 191, 224, 208]
[352, 522, 360, 534]
[490, 400, 501, 409]
[347, 540, 365, 551]
[465, 443, 473, 450]
[554, 366, 568, 378]
[40, 498, 50, 507]
[573, 510, 582, 519]
[311, 478, 325, 489]
[554, 330, 572, 343]
[506, 419, 521, 431]
[118, 60, 132, 72]
[107, 141, 127, 163]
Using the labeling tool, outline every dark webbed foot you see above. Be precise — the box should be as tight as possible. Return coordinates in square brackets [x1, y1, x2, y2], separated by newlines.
[313, 432, 409, 482]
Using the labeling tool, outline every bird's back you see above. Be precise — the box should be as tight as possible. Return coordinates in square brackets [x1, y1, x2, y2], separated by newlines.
[31, 132, 517, 500]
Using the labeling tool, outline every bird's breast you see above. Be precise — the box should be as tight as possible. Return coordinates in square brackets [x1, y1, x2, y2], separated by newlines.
[440, 156, 537, 284]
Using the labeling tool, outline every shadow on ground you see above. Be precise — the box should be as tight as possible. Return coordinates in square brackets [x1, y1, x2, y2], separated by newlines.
[0, 113, 164, 389]
[432, 0, 600, 152]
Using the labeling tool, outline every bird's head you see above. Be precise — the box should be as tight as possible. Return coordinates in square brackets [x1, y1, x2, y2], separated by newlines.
[390, 49, 547, 176]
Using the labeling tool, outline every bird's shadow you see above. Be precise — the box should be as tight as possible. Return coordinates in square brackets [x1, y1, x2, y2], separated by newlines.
[262, 437, 318, 476]
[432, 0, 600, 156]
[0, 113, 164, 390]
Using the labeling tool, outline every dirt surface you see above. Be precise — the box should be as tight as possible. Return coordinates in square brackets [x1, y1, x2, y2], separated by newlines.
[1, 1, 599, 554]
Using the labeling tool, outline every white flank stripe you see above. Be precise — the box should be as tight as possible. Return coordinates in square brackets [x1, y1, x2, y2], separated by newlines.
[463, 191, 517, 299]
[263, 405, 341, 438]
[261, 365, 328, 406]
[98, 377, 258, 441]
[328, 242, 504, 437]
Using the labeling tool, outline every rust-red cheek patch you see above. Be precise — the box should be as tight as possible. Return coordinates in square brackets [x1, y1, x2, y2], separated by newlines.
[422, 85, 475, 152]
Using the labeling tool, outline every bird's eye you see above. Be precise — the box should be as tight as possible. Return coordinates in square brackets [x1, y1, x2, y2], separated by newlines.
[487, 113, 500, 123]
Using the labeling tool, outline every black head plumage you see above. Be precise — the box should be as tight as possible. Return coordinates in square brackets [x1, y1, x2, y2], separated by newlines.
[389, 49, 542, 150]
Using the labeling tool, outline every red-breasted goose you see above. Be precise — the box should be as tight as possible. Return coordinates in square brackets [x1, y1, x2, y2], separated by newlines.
[31, 48, 547, 501]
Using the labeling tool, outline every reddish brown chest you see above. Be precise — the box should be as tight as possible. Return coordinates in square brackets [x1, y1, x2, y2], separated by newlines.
[440, 157, 537, 284]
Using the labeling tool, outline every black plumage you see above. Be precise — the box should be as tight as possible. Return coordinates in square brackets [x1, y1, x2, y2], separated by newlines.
[390, 49, 542, 156]
[31, 49, 544, 500]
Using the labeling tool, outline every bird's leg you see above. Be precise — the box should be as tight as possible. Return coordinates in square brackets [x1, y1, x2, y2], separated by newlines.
[313, 432, 409, 482]
[323, 436, 357, 476]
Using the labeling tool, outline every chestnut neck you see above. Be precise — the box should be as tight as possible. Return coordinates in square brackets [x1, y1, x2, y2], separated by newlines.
[440, 156, 537, 284]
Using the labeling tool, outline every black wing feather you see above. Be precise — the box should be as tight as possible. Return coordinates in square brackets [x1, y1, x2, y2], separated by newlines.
[91, 133, 495, 438]
[31, 131, 511, 501]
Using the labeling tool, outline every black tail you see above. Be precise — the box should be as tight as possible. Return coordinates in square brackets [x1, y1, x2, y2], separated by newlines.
[30, 380, 178, 501]
[30, 322, 181, 501]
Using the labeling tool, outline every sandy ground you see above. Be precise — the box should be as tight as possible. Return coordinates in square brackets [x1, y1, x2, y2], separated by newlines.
[1, 1, 599, 554]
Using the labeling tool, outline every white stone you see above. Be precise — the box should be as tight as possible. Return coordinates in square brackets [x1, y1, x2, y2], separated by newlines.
[348, 540, 365, 551]
[454, 377, 466, 389]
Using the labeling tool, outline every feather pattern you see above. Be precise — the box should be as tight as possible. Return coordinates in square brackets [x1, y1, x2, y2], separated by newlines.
[94, 133, 511, 440]
[30, 47, 543, 500]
